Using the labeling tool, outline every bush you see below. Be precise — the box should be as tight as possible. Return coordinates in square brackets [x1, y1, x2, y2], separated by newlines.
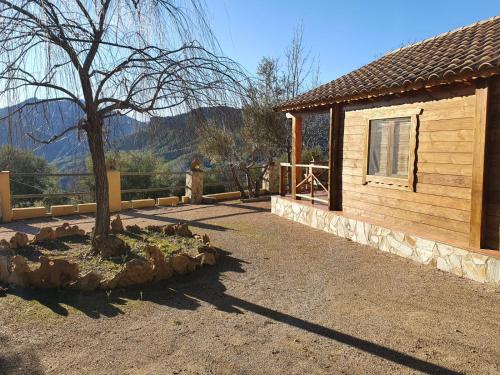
[0, 146, 63, 207]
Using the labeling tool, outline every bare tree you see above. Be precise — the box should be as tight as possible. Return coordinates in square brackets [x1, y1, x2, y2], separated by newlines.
[282, 23, 320, 167]
[284, 22, 315, 100]
[0, 0, 243, 252]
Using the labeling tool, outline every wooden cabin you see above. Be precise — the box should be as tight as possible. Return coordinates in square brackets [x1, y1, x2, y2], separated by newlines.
[272, 16, 500, 283]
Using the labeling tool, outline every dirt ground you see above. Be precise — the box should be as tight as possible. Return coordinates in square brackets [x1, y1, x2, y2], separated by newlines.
[0, 201, 499, 374]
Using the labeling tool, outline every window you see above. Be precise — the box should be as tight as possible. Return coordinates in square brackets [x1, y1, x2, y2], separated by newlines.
[368, 117, 411, 178]
[361, 108, 420, 191]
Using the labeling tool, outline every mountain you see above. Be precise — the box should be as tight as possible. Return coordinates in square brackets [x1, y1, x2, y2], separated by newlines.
[0, 99, 242, 171]
[0, 98, 142, 169]
[117, 106, 243, 169]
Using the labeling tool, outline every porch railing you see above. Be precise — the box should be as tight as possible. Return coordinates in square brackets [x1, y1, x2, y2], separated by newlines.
[279, 162, 329, 205]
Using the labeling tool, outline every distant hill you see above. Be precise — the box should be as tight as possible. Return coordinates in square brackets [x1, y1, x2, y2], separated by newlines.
[117, 106, 243, 170]
[0, 99, 242, 171]
[0, 98, 141, 169]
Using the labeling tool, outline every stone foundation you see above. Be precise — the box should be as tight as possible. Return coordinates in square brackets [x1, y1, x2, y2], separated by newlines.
[272, 196, 500, 284]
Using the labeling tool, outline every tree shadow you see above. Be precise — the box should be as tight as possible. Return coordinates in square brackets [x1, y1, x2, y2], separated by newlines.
[1, 246, 460, 374]
[0, 334, 43, 375]
[125, 201, 270, 232]
[124, 209, 230, 232]
[0, 216, 96, 237]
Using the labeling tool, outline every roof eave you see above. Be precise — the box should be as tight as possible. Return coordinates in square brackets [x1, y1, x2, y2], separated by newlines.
[275, 67, 500, 113]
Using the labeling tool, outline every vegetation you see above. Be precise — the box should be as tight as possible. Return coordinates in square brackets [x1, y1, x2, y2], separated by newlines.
[18, 230, 203, 282]
[82, 151, 176, 201]
[0, 146, 63, 207]
[200, 58, 286, 198]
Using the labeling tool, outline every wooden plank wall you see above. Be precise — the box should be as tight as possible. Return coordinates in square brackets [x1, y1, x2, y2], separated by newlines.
[341, 84, 477, 248]
[485, 76, 500, 250]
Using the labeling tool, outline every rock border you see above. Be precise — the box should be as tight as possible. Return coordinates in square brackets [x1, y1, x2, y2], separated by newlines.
[0, 220, 219, 292]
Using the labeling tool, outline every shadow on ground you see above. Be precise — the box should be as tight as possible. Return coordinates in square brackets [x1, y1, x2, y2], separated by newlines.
[1, 246, 460, 375]
[125, 202, 270, 232]
[0, 334, 43, 375]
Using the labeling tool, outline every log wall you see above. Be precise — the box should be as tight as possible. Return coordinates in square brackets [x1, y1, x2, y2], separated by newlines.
[341, 84, 477, 248]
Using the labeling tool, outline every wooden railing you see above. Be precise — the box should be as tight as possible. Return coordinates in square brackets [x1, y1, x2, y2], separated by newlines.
[279, 162, 329, 205]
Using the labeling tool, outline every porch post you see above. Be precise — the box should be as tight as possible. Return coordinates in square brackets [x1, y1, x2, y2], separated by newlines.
[287, 113, 302, 199]
[469, 79, 490, 249]
[328, 104, 343, 211]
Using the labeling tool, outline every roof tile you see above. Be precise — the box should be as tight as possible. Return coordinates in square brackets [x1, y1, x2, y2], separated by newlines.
[277, 16, 500, 111]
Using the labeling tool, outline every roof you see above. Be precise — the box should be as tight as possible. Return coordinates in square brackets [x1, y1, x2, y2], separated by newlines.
[277, 16, 500, 111]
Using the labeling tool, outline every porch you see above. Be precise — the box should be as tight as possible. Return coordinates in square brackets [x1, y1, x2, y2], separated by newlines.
[279, 108, 343, 212]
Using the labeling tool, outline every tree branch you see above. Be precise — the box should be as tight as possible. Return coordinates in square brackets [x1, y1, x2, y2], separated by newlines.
[26, 124, 80, 145]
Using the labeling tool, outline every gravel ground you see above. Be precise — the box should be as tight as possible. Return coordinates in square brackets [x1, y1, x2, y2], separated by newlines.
[0, 201, 499, 374]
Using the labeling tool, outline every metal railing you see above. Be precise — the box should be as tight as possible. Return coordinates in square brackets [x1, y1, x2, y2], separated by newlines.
[10, 172, 94, 205]
[7, 166, 272, 209]
[119, 171, 185, 199]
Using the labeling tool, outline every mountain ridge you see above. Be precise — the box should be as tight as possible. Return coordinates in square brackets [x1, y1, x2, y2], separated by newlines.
[0, 99, 242, 171]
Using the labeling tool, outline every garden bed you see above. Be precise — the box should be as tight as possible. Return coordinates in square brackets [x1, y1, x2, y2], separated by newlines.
[0, 218, 218, 292]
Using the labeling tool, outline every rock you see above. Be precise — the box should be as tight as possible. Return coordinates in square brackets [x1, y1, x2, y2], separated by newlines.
[116, 259, 154, 287]
[99, 274, 120, 290]
[33, 227, 56, 243]
[170, 254, 196, 275]
[0, 243, 11, 255]
[193, 233, 211, 246]
[195, 252, 216, 266]
[145, 225, 163, 233]
[174, 223, 192, 238]
[94, 235, 129, 258]
[54, 223, 85, 239]
[202, 234, 210, 246]
[0, 255, 11, 284]
[110, 215, 125, 233]
[8, 255, 31, 287]
[143, 245, 173, 281]
[125, 224, 142, 234]
[75, 271, 102, 291]
[9, 232, 29, 249]
[163, 224, 175, 236]
[29, 256, 79, 288]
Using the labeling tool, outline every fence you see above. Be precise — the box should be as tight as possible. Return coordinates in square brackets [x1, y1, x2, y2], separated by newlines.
[0, 165, 280, 223]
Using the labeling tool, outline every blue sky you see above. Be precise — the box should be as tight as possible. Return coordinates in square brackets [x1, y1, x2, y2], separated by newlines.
[205, 0, 499, 84]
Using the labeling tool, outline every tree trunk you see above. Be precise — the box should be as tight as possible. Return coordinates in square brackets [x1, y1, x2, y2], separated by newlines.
[245, 170, 256, 198]
[254, 163, 270, 198]
[86, 121, 110, 246]
[229, 164, 246, 198]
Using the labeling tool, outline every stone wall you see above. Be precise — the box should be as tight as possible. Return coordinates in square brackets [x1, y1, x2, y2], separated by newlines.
[272, 196, 500, 284]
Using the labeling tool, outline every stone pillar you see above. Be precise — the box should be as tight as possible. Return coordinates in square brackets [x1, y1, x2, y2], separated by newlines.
[262, 163, 279, 194]
[107, 170, 122, 213]
[186, 170, 204, 204]
[0, 171, 12, 223]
